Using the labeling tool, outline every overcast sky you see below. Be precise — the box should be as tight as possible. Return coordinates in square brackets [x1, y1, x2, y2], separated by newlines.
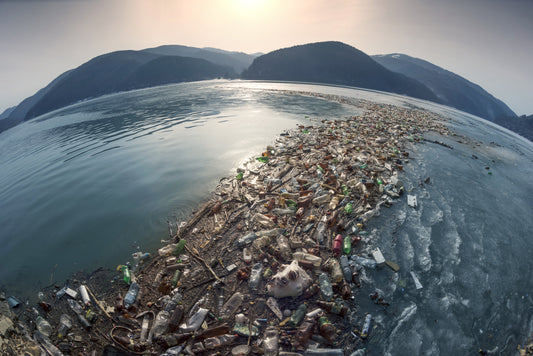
[0, 0, 531, 115]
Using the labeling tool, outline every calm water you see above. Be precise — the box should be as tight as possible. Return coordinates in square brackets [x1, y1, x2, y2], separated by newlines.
[1, 80, 532, 354]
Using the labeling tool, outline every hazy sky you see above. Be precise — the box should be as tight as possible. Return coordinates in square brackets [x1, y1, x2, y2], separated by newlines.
[1, 0, 531, 115]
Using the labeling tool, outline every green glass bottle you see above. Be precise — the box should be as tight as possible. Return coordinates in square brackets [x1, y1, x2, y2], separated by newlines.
[288, 303, 307, 328]
[343, 235, 351, 254]
[173, 239, 186, 256]
[171, 270, 182, 288]
[256, 156, 269, 163]
[344, 202, 353, 215]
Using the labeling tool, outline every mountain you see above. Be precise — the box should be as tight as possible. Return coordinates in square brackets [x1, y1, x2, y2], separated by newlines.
[372, 53, 516, 120]
[142, 45, 257, 74]
[494, 114, 533, 141]
[242, 41, 440, 103]
[11, 50, 233, 124]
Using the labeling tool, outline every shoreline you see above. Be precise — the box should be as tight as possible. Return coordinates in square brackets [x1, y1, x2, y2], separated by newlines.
[4, 94, 524, 355]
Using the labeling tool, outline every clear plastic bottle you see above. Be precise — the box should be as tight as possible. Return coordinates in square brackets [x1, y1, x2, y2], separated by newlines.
[220, 292, 243, 320]
[276, 235, 291, 261]
[123, 282, 140, 309]
[339, 255, 351, 282]
[57, 314, 72, 339]
[203, 334, 238, 349]
[179, 308, 209, 333]
[249, 263, 263, 290]
[235, 232, 258, 248]
[293, 252, 322, 268]
[35, 315, 53, 338]
[325, 258, 343, 283]
[262, 325, 279, 356]
[150, 310, 170, 340]
[315, 220, 326, 244]
[318, 273, 333, 301]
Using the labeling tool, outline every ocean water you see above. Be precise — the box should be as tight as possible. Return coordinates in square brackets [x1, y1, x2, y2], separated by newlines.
[0, 80, 532, 354]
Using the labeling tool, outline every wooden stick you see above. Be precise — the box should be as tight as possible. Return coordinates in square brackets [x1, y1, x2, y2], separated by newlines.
[85, 285, 113, 321]
[184, 245, 223, 284]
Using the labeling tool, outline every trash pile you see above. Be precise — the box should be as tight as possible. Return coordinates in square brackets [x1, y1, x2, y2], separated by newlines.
[3, 99, 454, 355]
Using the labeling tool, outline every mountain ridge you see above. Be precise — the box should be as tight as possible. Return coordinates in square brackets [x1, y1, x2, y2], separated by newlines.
[372, 53, 516, 120]
[2, 41, 525, 138]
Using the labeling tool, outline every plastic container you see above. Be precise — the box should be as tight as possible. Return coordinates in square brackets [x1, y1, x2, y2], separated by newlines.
[262, 325, 279, 356]
[318, 273, 333, 301]
[325, 258, 343, 283]
[150, 310, 170, 340]
[315, 221, 326, 244]
[276, 235, 291, 261]
[343, 235, 352, 254]
[57, 314, 72, 339]
[36, 315, 53, 338]
[288, 303, 307, 327]
[123, 282, 140, 309]
[220, 292, 243, 320]
[249, 263, 263, 290]
[293, 252, 322, 268]
[361, 314, 372, 338]
[339, 255, 351, 282]
[173, 239, 187, 256]
[79, 285, 91, 307]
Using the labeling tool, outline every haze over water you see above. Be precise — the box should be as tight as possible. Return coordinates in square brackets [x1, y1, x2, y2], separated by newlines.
[0, 80, 531, 354]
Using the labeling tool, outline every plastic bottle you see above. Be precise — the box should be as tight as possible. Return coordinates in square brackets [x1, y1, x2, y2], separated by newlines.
[180, 307, 209, 333]
[361, 314, 372, 338]
[119, 265, 131, 285]
[266, 297, 283, 320]
[33, 331, 64, 356]
[173, 239, 186, 256]
[319, 316, 337, 343]
[220, 292, 243, 320]
[332, 235, 343, 257]
[339, 255, 351, 282]
[165, 292, 183, 312]
[304, 348, 344, 356]
[293, 252, 322, 268]
[344, 202, 353, 215]
[272, 208, 295, 215]
[312, 194, 330, 205]
[66, 299, 92, 330]
[325, 258, 343, 283]
[79, 285, 91, 307]
[123, 282, 140, 309]
[318, 273, 333, 301]
[57, 314, 72, 339]
[243, 247, 252, 263]
[203, 334, 238, 349]
[276, 235, 291, 261]
[342, 235, 351, 254]
[352, 256, 377, 268]
[36, 315, 53, 338]
[288, 303, 307, 327]
[329, 196, 340, 210]
[235, 232, 258, 248]
[315, 220, 326, 244]
[249, 263, 263, 290]
[149, 310, 170, 341]
[262, 325, 279, 356]
[171, 270, 181, 288]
